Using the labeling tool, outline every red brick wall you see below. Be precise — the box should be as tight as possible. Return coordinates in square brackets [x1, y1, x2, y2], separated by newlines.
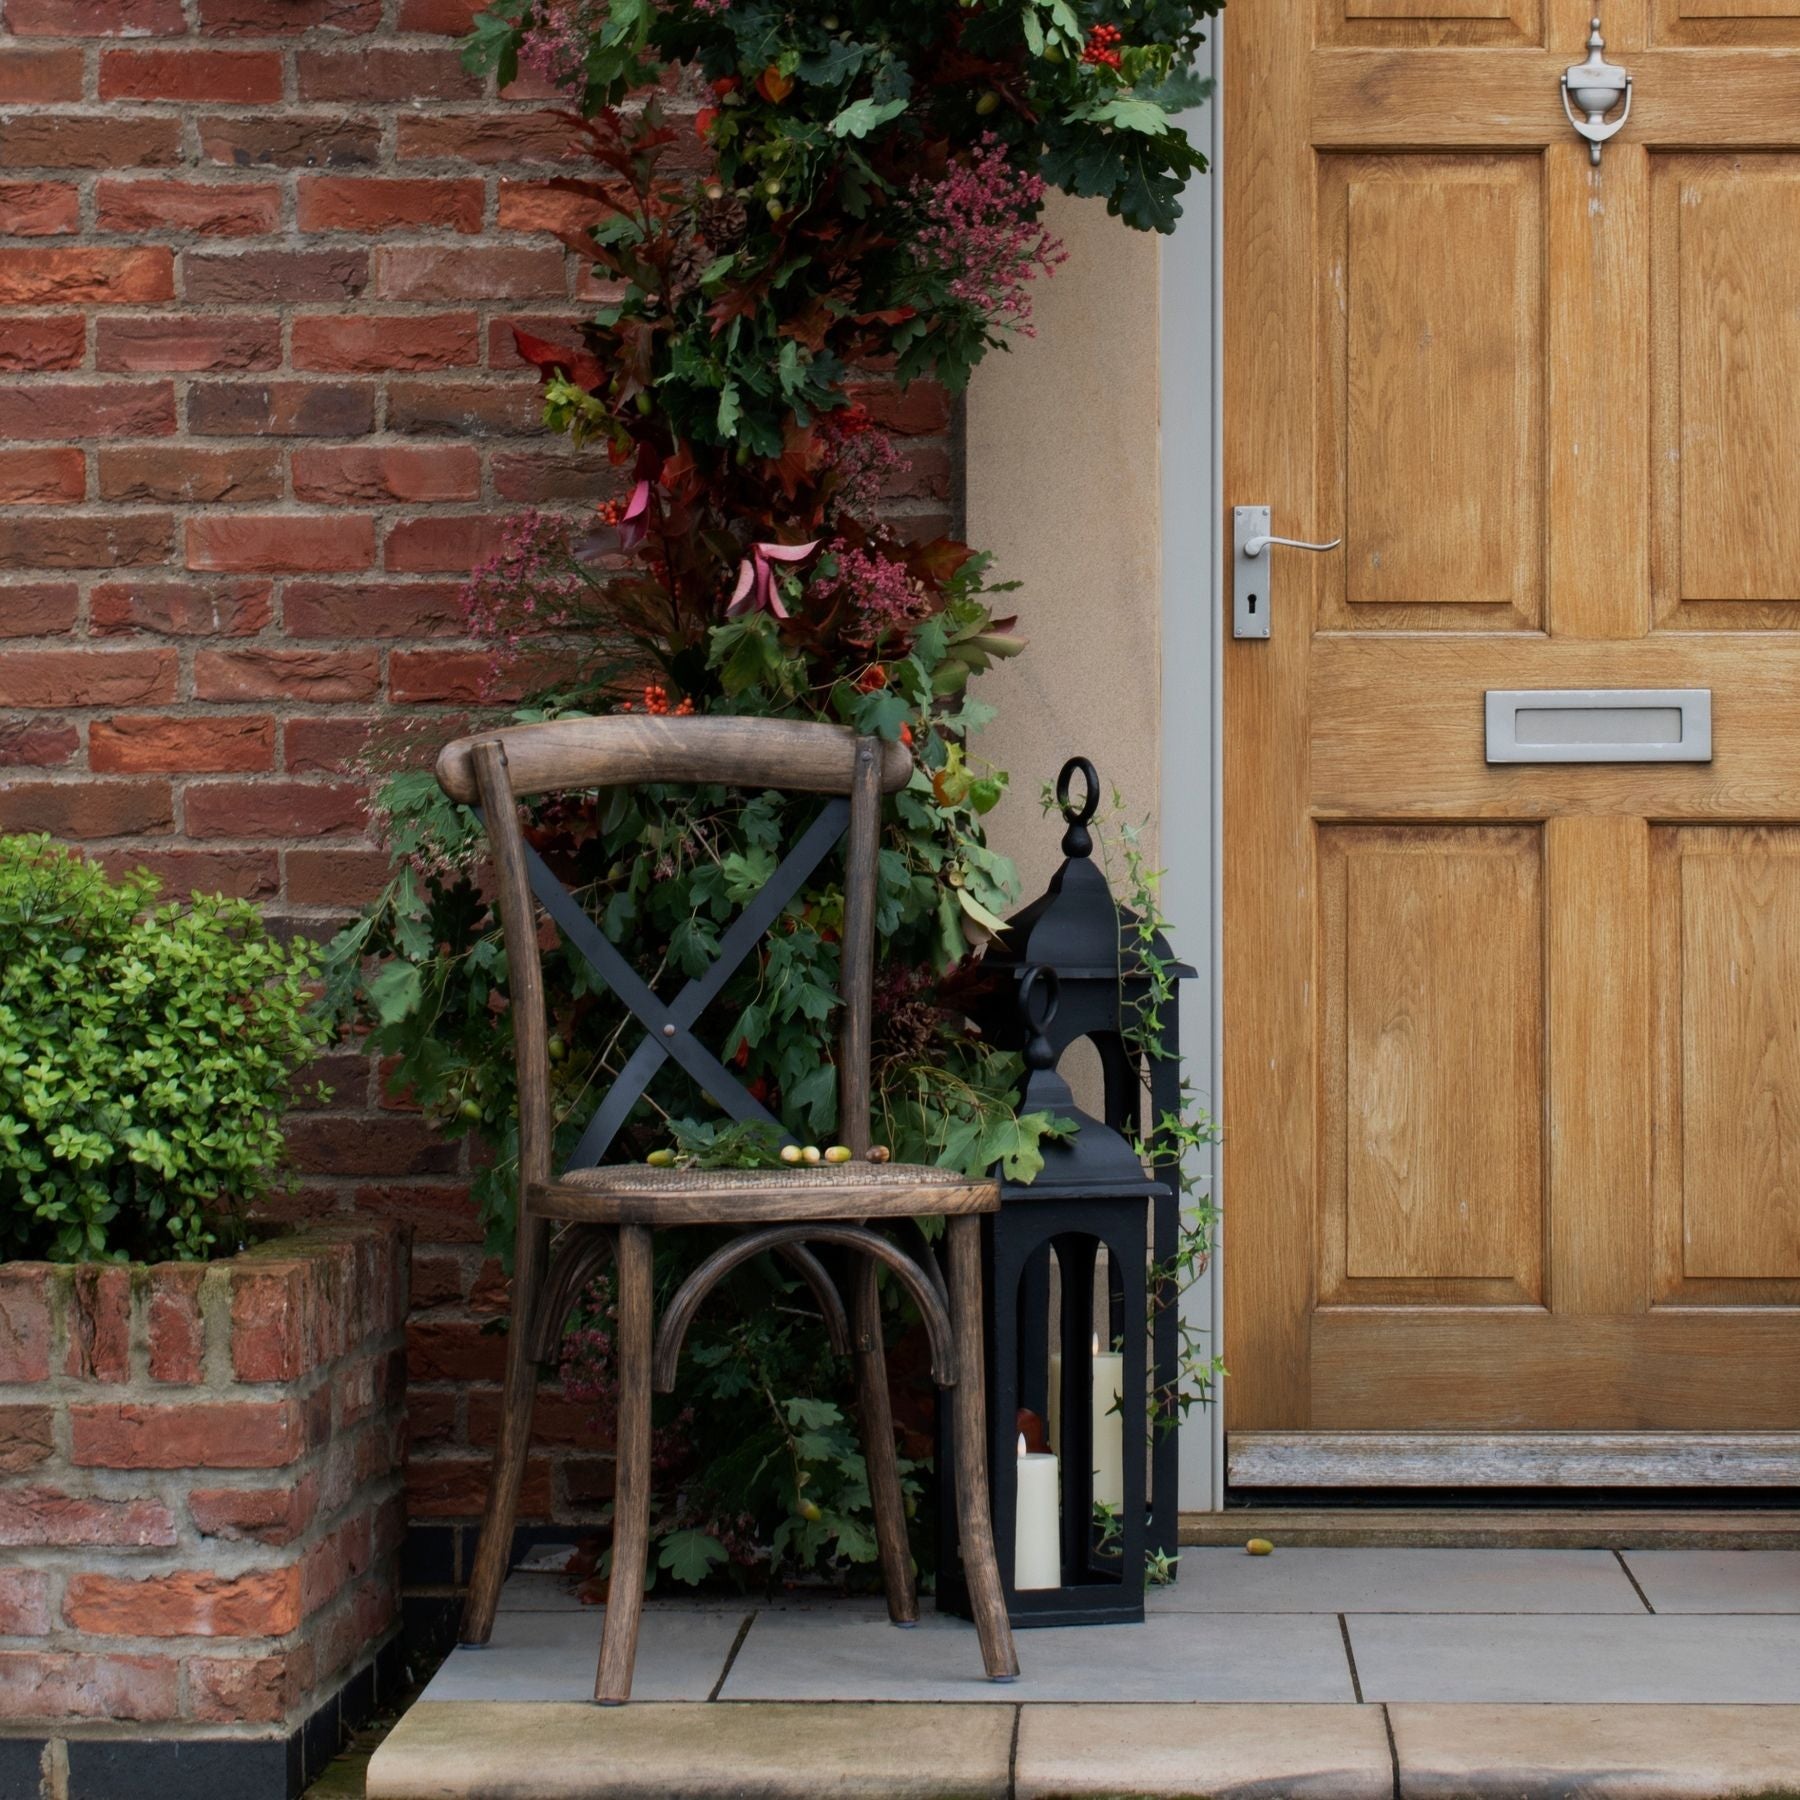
[0, 0, 955, 1553]
[0, 1222, 406, 1759]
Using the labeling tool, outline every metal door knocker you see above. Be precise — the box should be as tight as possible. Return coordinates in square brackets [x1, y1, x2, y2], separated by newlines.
[1562, 18, 1632, 166]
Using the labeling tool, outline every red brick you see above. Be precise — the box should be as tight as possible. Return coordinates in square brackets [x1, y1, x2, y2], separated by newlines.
[198, 0, 381, 30]
[0, 1488, 177, 1549]
[0, 781, 174, 839]
[97, 178, 282, 239]
[0, 1651, 177, 1724]
[98, 313, 281, 374]
[7, 0, 184, 30]
[63, 1568, 302, 1639]
[101, 50, 284, 104]
[291, 1118, 458, 1178]
[98, 445, 282, 505]
[0, 446, 82, 504]
[0, 180, 76, 236]
[298, 48, 479, 101]
[0, 1405, 53, 1475]
[0, 247, 173, 306]
[291, 312, 478, 372]
[0, 583, 77, 636]
[492, 451, 604, 504]
[406, 1453, 550, 1519]
[284, 580, 464, 639]
[397, 0, 481, 28]
[302, 1512, 373, 1617]
[0, 314, 83, 372]
[189, 1476, 319, 1548]
[64, 1266, 130, 1383]
[69, 1401, 302, 1470]
[293, 445, 479, 505]
[487, 313, 588, 369]
[469, 1385, 600, 1450]
[496, 183, 604, 238]
[388, 378, 543, 437]
[187, 514, 376, 573]
[198, 115, 380, 171]
[390, 647, 533, 704]
[285, 847, 392, 907]
[146, 1265, 206, 1383]
[0, 48, 80, 103]
[283, 715, 376, 774]
[0, 513, 172, 570]
[100, 847, 277, 899]
[298, 175, 484, 235]
[406, 1388, 457, 1445]
[0, 1269, 51, 1383]
[188, 1652, 305, 1725]
[194, 646, 379, 702]
[0, 648, 176, 708]
[186, 780, 367, 840]
[92, 714, 276, 775]
[384, 514, 510, 574]
[407, 1318, 506, 1383]
[181, 246, 368, 303]
[397, 112, 582, 165]
[231, 1262, 313, 1381]
[0, 116, 182, 172]
[846, 378, 952, 436]
[0, 380, 174, 440]
[189, 379, 375, 439]
[92, 578, 272, 637]
[0, 718, 78, 767]
[375, 245, 567, 302]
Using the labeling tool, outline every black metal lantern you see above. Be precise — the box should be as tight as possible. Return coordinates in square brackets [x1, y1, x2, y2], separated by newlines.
[940, 967, 1164, 1626]
[973, 758, 1194, 1573]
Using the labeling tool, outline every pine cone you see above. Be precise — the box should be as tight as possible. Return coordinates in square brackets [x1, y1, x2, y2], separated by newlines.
[665, 235, 712, 304]
[697, 194, 748, 252]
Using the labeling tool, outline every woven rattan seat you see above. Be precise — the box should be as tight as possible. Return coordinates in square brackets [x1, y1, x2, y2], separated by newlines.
[535, 1159, 999, 1225]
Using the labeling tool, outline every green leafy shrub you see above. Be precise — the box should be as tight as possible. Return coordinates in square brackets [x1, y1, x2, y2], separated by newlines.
[0, 836, 332, 1263]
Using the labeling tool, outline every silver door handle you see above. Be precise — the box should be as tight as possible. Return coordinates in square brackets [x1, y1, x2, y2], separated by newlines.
[1243, 532, 1341, 557]
[1232, 505, 1340, 638]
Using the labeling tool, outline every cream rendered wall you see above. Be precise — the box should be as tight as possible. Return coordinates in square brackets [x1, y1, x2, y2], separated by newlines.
[964, 194, 1163, 897]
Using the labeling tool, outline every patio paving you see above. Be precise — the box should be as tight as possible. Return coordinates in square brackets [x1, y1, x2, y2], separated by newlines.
[368, 1548, 1800, 1798]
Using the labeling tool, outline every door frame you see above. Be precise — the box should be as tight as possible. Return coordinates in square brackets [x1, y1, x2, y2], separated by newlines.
[1158, 23, 1227, 1518]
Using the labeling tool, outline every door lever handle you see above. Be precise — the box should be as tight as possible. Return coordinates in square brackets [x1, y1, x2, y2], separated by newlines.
[1243, 532, 1341, 558]
[1232, 505, 1340, 638]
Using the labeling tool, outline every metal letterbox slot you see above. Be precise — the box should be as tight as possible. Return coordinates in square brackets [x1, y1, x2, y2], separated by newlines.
[1484, 688, 1712, 764]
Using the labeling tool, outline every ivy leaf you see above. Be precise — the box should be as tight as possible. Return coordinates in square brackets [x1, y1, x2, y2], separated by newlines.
[828, 96, 908, 139]
[658, 1529, 727, 1586]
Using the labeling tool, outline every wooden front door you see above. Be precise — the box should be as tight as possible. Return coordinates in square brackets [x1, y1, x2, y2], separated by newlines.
[1223, 0, 1800, 1482]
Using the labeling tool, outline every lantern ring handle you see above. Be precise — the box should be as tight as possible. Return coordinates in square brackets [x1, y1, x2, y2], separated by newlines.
[1055, 756, 1099, 827]
[1019, 964, 1060, 1036]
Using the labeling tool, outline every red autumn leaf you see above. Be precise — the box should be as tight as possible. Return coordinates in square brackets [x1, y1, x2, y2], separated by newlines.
[510, 327, 606, 390]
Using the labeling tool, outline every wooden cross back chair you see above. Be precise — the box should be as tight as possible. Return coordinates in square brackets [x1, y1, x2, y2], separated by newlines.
[436, 715, 1019, 1703]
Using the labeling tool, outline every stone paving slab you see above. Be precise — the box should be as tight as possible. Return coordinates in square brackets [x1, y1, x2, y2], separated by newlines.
[1349, 1613, 1800, 1704]
[1620, 1550, 1800, 1614]
[1014, 1702, 1393, 1799]
[1390, 1703, 1800, 1797]
[717, 1608, 1356, 1703]
[366, 1701, 1014, 1799]
[1159, 1547, 1644, 1614]
[423, 1609, 748, 1704]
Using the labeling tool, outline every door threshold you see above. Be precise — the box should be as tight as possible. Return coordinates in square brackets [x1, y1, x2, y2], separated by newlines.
[1178, 1508, 1800, 1550]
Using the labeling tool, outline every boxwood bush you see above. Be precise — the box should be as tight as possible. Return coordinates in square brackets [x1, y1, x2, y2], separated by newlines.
[0, 836, 331, 1263]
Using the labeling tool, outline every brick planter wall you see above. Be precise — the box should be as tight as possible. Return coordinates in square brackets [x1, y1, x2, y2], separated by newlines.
[0, 1220, 408, 1798]
[0, 0, 956, 1577]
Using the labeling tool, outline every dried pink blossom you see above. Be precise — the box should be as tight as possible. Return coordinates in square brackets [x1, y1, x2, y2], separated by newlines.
[518, 0, 599, 97]
[815, 539, 930, 646]
[910, 133, 1067, 336]
[820, 407, 910, 520]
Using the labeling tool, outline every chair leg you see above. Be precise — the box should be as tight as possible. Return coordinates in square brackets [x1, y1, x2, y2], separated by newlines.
[460, 1214, 548, 1646]
[946, 1216, 1019, 1682]
[596, 1224, 654, 1705]
[851, 1253, 918, 1626]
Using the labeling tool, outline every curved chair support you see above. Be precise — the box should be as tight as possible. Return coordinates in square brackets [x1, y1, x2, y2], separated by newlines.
[654, 1224, 957, 1394]
[779, 1243, 853, 1359]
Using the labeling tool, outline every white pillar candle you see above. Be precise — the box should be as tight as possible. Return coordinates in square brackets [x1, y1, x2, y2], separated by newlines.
[1014, 1433, 1061, 1591]
[1090, 1331, 1125, 1511]
[1047, 1350, 1062, 1456]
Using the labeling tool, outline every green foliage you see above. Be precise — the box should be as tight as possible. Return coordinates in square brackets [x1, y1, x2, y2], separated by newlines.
[0, 836, 331, 1263]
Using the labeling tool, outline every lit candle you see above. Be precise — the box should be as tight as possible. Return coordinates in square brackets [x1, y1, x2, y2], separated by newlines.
[1014, 1432, 1061, 1590]
[1090, 1331, 1124, 1511]
[1047, 1350, 1062, 1456]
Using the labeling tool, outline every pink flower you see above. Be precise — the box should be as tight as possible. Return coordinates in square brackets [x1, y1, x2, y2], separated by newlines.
[518, 0, 598, 97]
[815, 540, 930, 645]
[910, 133, 1067, 337]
